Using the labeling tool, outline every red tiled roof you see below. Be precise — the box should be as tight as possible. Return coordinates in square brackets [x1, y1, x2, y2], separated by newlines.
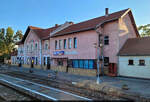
[19, 8, 139, 43]
[32, 26, 60, 39]
[20, 25, 60, 44]
[118, 37, 150, 56]
[51, 8, 130, 37]
[28, 26, 41, 29]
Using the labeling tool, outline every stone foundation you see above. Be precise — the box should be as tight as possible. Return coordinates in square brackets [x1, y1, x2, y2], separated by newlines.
[11, 64, 18, 66]
[20, 64, 109, 77]
[68, 68, 97, 76]
[22, 64, 30, 68]
[34, 65, 41, 69]
[103, 67, 109, 75]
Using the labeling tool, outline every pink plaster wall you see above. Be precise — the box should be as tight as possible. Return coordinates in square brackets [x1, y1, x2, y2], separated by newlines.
[118, 13, 137, 50]
[24, 30, 49, 57]
[101, 14, 137, 63]
[50, 30, 97, 59]
[25, 30, 41, 57]
[50, 13, 138, 64]
[102, 21, 120, 63]
[42, 40, 50, 56]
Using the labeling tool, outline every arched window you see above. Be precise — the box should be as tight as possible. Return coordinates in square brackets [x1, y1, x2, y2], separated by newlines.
[74, 37, 77, 48]
[35, 43, 38, 50]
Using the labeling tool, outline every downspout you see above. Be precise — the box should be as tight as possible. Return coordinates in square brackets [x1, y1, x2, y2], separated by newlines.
[40, 40, 43, 69]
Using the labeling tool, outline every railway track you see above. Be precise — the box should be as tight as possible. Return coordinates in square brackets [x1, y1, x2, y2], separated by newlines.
[2, 70, 127, 101]
[0, 83, 38, 101]
[4, 71, 97, 99]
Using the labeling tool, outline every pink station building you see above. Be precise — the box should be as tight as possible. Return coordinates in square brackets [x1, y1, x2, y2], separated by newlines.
[12, 8, 139, 76]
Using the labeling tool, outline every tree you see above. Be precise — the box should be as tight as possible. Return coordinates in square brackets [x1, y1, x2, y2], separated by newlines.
[14, 30, 23, 42]
[0, 27, 23, 59]
[0, 28, 5, 55]
[138, 24, 150, 37]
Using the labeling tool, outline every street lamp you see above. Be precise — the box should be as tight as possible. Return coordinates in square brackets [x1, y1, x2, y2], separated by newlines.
[100, 43, 103, 48]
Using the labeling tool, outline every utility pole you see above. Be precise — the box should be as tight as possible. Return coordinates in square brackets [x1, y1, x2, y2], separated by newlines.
[96, 33, 101, 84]
[100, 39, 104, 76]
[97, 46, 100, 84]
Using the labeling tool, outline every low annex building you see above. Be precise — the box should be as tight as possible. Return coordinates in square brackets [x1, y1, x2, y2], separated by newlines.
[118, 37, 150, 79]
[13, 8, 139, 76]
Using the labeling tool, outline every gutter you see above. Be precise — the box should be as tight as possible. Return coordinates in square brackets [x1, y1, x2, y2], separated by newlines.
[95, 17, 119, 29]
[51, 18, 119, 38]
[50, 27, 95, 38]
[118, 54, 150, 56]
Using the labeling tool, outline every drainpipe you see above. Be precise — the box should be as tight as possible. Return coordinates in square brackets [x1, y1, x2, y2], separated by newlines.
[40, 40, 43, 69]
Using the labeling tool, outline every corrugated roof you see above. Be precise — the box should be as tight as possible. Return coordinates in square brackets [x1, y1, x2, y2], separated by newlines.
[118, 37, 150, 56]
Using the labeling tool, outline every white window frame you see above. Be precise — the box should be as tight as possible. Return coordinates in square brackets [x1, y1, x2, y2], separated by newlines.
[68, 38, 72, 49]
[35, 42, 38, 50]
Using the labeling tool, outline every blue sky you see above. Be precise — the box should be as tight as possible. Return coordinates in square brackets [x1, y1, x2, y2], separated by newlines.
[0, 0, 150, 34]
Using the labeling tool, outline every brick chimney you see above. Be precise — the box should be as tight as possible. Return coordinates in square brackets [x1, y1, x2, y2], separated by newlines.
[55, 24, 59, 27]
[69, 21, 74, 25]
[105, 8, 109, 16]
[50, 21, 73, 36]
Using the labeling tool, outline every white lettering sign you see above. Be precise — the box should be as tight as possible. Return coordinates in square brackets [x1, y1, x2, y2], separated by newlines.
[64, 51, 77, 55]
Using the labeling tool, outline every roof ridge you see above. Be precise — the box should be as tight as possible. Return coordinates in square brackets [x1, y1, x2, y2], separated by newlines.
[73, 8, 129, 26]
[51, 8, 130, 37]
[29, 26, 42, 29]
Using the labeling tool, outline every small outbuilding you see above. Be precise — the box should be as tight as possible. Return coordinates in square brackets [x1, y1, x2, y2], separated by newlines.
[118, 37, 150, 79]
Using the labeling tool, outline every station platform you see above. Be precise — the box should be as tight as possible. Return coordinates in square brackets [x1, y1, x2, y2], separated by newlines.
[0, 74, 91, 101]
